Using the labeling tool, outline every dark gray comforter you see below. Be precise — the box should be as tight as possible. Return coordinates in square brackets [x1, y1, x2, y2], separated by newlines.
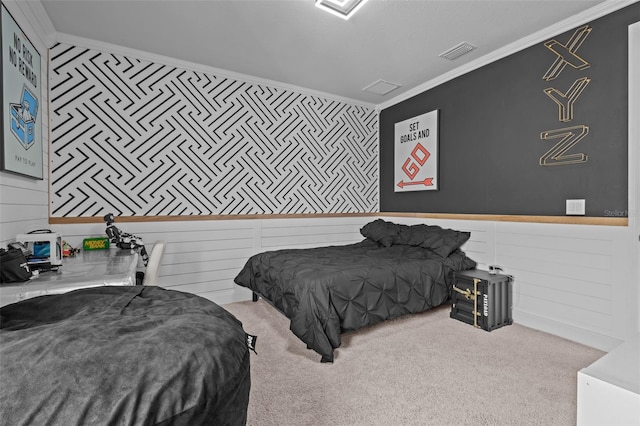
[0, 286, 251, 426]
[235, 228, 476, 362]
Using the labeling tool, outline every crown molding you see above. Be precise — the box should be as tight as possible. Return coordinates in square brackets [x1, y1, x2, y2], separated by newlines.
[25, 0, 636, 112]
[53, 32, 377, 110]
[378, 0, 639, 110]
[11, 0, 56, 48]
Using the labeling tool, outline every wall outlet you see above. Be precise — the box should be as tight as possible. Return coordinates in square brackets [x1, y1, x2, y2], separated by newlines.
[566, 199, 586, 215]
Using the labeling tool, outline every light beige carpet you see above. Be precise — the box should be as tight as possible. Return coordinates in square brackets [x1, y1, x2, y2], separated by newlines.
[223, 299, 605, 426]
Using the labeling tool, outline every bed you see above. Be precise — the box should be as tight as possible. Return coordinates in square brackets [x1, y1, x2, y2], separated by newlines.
[234, 219, 477, 362]
[0, 286, 251, 425]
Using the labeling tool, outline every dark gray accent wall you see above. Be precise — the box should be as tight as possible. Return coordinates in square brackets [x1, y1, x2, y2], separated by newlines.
[380, 3, 639, 217]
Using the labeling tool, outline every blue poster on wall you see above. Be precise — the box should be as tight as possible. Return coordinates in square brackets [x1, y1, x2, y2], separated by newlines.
[1, 4, 42, 179]
[10, 85, 38, 150]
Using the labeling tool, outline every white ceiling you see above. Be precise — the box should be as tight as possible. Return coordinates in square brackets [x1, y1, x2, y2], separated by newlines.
[36, 0, 619, 106]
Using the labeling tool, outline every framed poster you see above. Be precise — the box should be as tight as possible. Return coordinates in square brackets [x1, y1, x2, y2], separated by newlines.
[394, 110, 438, 192]
[1, 4, 42, 179]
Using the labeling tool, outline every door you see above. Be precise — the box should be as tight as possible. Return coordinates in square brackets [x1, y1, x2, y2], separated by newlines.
[630, 21, 640, 331]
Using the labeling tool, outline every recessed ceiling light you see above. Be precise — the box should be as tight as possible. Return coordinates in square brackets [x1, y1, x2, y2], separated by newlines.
[315, 0, 370, 20]
[362, 79, 402, 96]
[439, 42, 476, 60]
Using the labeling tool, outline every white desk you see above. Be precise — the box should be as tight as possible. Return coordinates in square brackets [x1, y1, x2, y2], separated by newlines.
[0, 249, 139, 307]
[577, 332, 640, 425]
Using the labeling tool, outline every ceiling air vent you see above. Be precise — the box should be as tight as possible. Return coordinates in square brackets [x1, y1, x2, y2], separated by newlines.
[362, 79, 402, 96]
[439, 42, 476, 60]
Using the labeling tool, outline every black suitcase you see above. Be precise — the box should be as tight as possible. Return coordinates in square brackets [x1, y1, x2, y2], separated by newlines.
[450, 269, 513, 331]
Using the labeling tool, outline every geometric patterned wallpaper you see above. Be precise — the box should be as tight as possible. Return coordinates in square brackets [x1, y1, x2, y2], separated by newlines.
[49, 43, 378, 217]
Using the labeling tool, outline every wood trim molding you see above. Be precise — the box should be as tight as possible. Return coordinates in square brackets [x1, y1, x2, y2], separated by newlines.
[48, 212, 628, 226]
[378, 212, 628, 226]
[48, 213, 378, 224]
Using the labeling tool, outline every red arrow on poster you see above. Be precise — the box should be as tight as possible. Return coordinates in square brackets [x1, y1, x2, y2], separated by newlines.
[397, 178, 434, 188]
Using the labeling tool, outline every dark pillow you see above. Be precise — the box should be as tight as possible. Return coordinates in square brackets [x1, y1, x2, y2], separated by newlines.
[360, 219, 400, 247]
[395, 224, 438, 246]
[429, 229, 470, 257]
[395, 223, 470, 257]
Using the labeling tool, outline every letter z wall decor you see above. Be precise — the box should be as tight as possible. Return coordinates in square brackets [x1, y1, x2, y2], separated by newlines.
[1, 4, 43, 179]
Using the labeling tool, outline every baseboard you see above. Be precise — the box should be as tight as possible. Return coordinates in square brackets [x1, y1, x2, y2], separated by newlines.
[514, 309, 623, 352]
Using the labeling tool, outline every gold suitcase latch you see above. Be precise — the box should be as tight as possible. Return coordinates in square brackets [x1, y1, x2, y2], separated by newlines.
[452, 278, 483, 328]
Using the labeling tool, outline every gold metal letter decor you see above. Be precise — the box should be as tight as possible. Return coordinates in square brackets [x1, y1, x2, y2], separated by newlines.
[543, 77, 591, 123]
[539, 25, 592, 166]
[539, 125, 589, 166]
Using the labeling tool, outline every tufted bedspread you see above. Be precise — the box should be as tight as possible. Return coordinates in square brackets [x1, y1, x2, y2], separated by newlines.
[234, 238, 476, 362]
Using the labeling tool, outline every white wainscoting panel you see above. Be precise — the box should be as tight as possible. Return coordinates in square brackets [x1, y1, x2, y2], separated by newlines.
[51, 216, 377, 306]
[21, 215, 638, 351]
[379, 217, 636, 351]
[495, 222, 633, 351]
[259, 216, 372, 251]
